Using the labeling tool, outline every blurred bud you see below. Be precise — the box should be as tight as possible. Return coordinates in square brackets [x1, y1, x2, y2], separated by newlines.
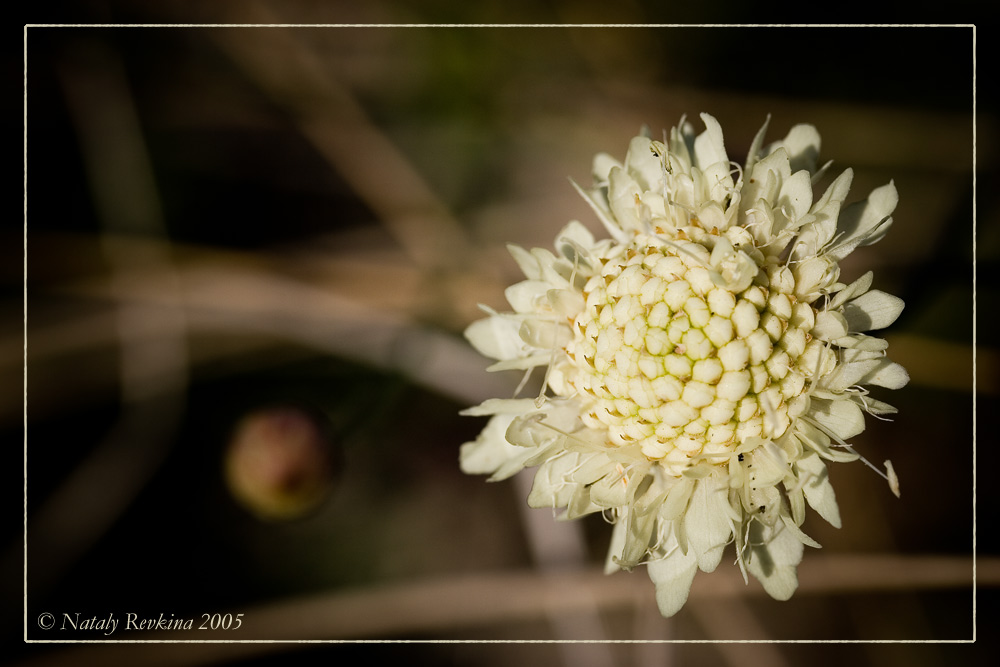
[224, 405, 337, 521]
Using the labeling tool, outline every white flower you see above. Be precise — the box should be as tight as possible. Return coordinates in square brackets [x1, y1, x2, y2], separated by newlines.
[461, 114, 908, 617]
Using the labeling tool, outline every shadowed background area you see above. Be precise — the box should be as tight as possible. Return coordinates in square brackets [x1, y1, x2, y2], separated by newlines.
[10, 4, 995, 666]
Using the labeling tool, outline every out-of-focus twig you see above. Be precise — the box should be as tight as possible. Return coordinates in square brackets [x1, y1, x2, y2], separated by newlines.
[206, 11, 475, 275]
[513, 471, 619, 667]
[687, 599, 793, 667]
[18, 236, 515, 413]
[24, 39, 189, 600]
[158, 552, 995, 637]
[19, 554, 989, 666]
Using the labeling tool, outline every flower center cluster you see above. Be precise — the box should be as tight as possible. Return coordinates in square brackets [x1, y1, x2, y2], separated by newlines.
[565, 234, 819, 472]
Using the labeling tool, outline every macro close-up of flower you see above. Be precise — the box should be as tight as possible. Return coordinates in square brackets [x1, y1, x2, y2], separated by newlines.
[462, 114, 910, 616]
[18, 17, 985, 665]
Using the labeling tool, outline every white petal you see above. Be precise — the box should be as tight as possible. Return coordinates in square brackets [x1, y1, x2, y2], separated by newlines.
[625, 135, 665, 192]
[547, 288, 585, 318]
[776, 123, 821, 174]
[749, 442, 791, 488]
[751, 148, 792, 189]
[459, 414, 526, 478]
[608, 167, 644, 234]
[485, 353, 552, 372]
[780, 514, 822, 549]
[555, 220, 597, 266]
[744, 115, 771, 174]
[834, 333, 890, 352]
[619, 505, 660, 568]
[824, 359, 877, 391]
[794, 452, 841, 528]
[669, 118, 695, 171]
[855, 395, 898, 415]
[460, 397, 538, 417]
[465, 315, 524, 361]
[527, 451, 581, 509]
[824, 358, 908, 391]
[659, 476, 696, 521]
[518, 319, 572, 349]
[709, 237, 756, 293]
[794, 423, 860, 463]
[592, 152, 621, 183]
[778, 169, 814, 224]
[569, 452, 618, 486]
[793, 169, 852, 259]
[839, 345, 883, 364]
[828, 181, 898, 260]
[843, 289, 905, 331]
[810, 397, 866, 441]
[702, 160, 735, 207]
[504, 280, 549, 313]
[507, 244, 542, 280]
[536, 397, 591, 432]
[885, 460, 901, 498]
[872, 361, 909, 389]
[811, 167, 853, 224]
[604, 520, 627, 574]
[747, 520, 804, 601]
[829, 269, 873, 309]
[571, 179, 628, 244]
[504, 413, 550, 448]
[786, 477, 806, 526]
[812, 310, 849, 341]
[792, 255, 838, 302]
[694, 113, 729, 169]
[647, 534, 699, 617]
[530, 247, 572, 288]
[590, 468, 630, 508]
[565, 483, 603, 520]
[557, 219, 596, 246]
[684, 478, 735, 572]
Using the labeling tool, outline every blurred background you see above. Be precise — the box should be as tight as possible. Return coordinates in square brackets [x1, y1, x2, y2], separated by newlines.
[10, 4, 995, 666]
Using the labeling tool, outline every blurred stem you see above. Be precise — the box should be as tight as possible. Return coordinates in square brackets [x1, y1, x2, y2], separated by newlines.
[25, 38, 188, 599]
[512, 471, 620, 666]
[18, 554, 990, 665]
[207, 11, 476, 275]
[18, 234, 515, 414]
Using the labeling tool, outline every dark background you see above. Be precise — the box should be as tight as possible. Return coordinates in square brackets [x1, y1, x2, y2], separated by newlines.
[9, 4, 993, 666]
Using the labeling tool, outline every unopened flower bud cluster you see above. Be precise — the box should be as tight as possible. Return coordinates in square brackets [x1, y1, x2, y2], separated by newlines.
[565, 228, 834, 475]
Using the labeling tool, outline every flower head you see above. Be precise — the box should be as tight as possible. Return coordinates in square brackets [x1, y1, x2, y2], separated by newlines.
[461, 114, 908, 617]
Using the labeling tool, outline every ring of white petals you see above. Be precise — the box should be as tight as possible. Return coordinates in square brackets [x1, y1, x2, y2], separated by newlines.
[461, 114, 907, 617]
